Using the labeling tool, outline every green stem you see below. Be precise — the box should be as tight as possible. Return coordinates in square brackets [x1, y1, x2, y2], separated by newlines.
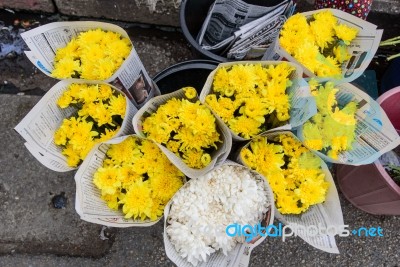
[380, 40, 400, 46]
[388, 53, 400, 61]
[380, 36, 400, 44]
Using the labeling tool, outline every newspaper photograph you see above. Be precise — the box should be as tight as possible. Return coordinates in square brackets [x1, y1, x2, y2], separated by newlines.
[20, 21, 159, 108]
[14, 80, 137, 172]
[262, 8, 383, 83]
[297, 82, 400, 165]
[197, 0, 295, 59]
[132, 88, 232, 179]
[237, 131, 344, 254]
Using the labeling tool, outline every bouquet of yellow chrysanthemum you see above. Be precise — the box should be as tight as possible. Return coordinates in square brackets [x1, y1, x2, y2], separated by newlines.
[239, 132, 330, 215]
[298, 80, 358, 161]
[133, 87, 232, 178]
[54, 81, 135, 167]
[297, 80, 400, 165]
[88, 135, 185, 223]
[15, 80, 136, 172]
[279, 10, 359, 79]
[20, 22, 156, 109]
[200, 61, 312, 141]
[51, 28, 131, 80]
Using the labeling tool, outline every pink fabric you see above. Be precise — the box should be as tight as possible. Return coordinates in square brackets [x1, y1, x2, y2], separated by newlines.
[314, 0, 373, 19]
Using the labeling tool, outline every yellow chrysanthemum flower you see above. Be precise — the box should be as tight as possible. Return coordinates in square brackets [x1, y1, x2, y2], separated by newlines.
[148, 197, 165, 221]
[182, 148, 204, 169]
[92, 58, 116, 80]
[93, 167, 121, 196]
[62, 144, 81, 167]
[52, 58, 81, 79]
[150, 174, 183, 202]
[213, 67, 230, 94]
[52, 28, 132, 80]
[101, 193, 120, 210]
[334, 24, 359, 45]
[205, 96, 236, 123]
[120, 180, 153, 220]
[242, 134, 329, 214]
[77, 84, 99, 103]
[57, 91, 74, 108]
[140, 139, 159, 155]
[280, 10, 358, 78]
[183, 86, 197, 100]
[93, 136, 184, 221]
[118, 166, 142, 189]
[228, 64, 257, 93]
[107, 137, 141, 166]
[142, 95, 220, 169]
[99, 128, 119, 143]
[333, 45, 351, 64]
[98, 84, 113, 100]
[201, 153, 211, 166]
[302, 80, 357, 159]
[108, 94, 126, 118]
[228, 116, 262, 139]
[54, 127, 68, 146]
[54, 39, 80, 62]
[207, 63, 293, 138]
[55, 83, 126, 166]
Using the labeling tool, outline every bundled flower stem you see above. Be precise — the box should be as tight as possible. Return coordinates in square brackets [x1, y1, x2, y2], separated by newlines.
[142, 87, 221, 169]
[280, 10, 358, 78]
[380, 36, 400, 61]
[54, 83, 126, 167]
[241, 133, 329, 214]
[93, 136, 184, 221]
[205, 62, 295, 139]
[52, 28, 132, 80]
[167, 164, 269, 266]
[302, 80, 358, 159]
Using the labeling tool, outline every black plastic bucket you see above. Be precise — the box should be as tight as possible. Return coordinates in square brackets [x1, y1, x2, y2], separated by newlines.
[152, 60, 219, 94]
[180, 0, 286, 62]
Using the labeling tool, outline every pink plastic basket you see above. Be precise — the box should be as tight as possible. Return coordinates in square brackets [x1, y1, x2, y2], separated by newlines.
[377, 86, 400, 134]
[337, 163, 400, 215]
[337, 86, 400, 215]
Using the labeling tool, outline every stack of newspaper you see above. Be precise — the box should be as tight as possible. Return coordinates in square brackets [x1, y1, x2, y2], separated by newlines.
[197, 0, 295, 60]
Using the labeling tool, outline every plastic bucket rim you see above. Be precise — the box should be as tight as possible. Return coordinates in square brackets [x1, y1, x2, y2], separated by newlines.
[337, 163, 400, 215]
[377, 86, 400, 104]
[152, 59, 220, 83]
[376, 86, 400, 134]
[373, 160, 400, 194]
[179, 0, 228, 62]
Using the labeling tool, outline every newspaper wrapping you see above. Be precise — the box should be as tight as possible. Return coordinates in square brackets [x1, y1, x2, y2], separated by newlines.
[20, 21, 160, 108]
[199, 61, 317, 141]
[198, 0, 295, 60]
[74, 134, 186, 227]
[237, 131, 344, 254]
[297, 82, 400, 165]
[226, 15, 287, 60]
[163, 160, 275, 267]
[132, 89, 232, 179]
[262, 8, 383, 83]
[14, 80, 137, 172]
